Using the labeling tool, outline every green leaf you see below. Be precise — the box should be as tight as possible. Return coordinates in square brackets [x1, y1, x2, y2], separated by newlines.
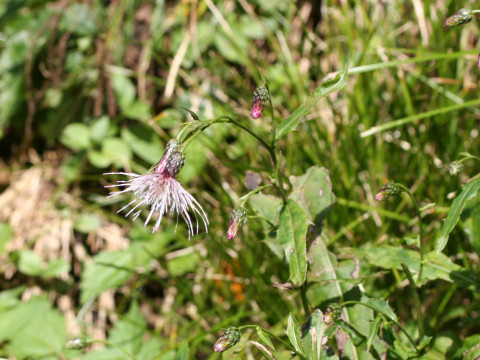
[167, 249, 200, 277]
[461, 193, 480, 254]
[256, 328, 275, 351]
[173, 341, 189, 360]
[109, 301, 147, 355]
[276, 61, 349, 140]
[111, 73, 136, 110]
[121, 125, 163, 164]
[0, 222, 13, 254]
[364, 298, 398, 322]
[74, 213, 102, 234]
[366, 316, 382, 352]
[42, 259, 70, 279]
[17, 250, 42, 276]
[289, 166, 336, 226]
[102, 137, 133, 167]
[437, 177, 480, 253]
[287, 314, 305, 357]
[80, 250, 134, 303]
[277, 200, 309, 286]
[89, 116, 111, 143]
[60, 123, 90, 150]
[302, 309, 325, 359]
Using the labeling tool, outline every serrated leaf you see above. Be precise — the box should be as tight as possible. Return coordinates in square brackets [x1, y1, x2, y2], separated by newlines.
[277, 200, 309, 286]
[289, 166, 336, 226]
[109, 301, 146, 355]
[276, 61, 349, 140]
[287, 314, 305, 356]
[80, 251, 134, 303]
[437, 177, 480, 253]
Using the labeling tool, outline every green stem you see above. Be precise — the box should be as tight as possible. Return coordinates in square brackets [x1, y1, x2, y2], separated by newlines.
[239, 184, 274, 207]
[396, 183, 425, 281]
[401, 263, 425, 340]
[87, 339, 137, 360]
[340, 300, 418, 351]
[300, 283, 310, 318]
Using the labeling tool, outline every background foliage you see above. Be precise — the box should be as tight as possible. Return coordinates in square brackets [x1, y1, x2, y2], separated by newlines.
[1, 0, 480, 358]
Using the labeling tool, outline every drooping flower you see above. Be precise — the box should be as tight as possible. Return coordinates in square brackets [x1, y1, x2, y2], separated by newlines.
[250, 85, 270, 119]
[104, 139, 208, 239]
[444, 8, 473, 27]
[375, 181, 400, 201]
[226, 207, 247, 240]
[322, 303, 342, 325]
[213, 327, 242, 352]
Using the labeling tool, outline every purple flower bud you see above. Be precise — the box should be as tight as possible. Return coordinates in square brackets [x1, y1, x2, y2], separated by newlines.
[226, 207, 247, 240]
[65, 337, 87, 350]
[213, 327, 242, 352]
[156, 139, 182, 174]
[250, 85, 270, 119]
[375, 181, 400, 201]
[322, 304, 342, 325]
[444, 8, 473, 27]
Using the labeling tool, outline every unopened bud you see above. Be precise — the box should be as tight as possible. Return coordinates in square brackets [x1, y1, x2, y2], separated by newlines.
[213, 327, 242, 352]
[322, 304, 342, 325]
[449, 161, 464, 176]
[227, 207, 247, 240]
[156, 139, 182, 174]
[250, 85, 270, 119]
[65, 337, 87, 350]
[375, 181, 400, 201]
[444, 8, 473, 27]
[162, 151, 185, 178]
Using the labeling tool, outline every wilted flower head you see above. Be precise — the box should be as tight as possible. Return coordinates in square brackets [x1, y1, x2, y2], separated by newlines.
[226, 207, 247, 240]
[65, 337, 87, 350]
[444, 8, 473, 27]
[213, 327, 242, 352]
[449, 161, 464, 176]
[250, 85, 270, 119]
[375, 181, 400, 201]
[104, 139, 208, 239]
[322, 303, 342, 325]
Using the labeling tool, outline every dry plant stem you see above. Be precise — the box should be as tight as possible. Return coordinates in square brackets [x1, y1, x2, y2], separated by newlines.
[238, 325, 306, 359]
[87, 339, 137, 360]
[401, 263, 425, 340]
[395, 183, 425, 281]
[341, 301, 418, 352]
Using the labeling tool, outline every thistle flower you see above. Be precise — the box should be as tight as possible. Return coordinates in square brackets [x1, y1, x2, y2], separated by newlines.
[322, 304, 342, 325]
[65, 337, 87, 350]
[250, 85, 270, 119]
[213, 327, 242, 352]
[104, 139, 208, 239]
[226, 207, 247, 240]
[449, 161, 464, 176]
[375, 181, 400, 201]
[444, 8, 473, 27]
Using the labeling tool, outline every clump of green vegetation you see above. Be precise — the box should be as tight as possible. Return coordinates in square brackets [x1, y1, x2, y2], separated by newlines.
[0, 1, 480, 359]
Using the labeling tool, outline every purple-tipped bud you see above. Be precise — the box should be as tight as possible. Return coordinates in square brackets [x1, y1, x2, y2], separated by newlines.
[226, 207, 247, 240]
[444, 8, 473, 27]
[449, 161, 464, 176]
[375, 181, 400, 201]
[156, 139, 182, 174]
[250, 85, 270, 119]
[65, 337, 88, 350]
[322, 304, 342, 325]
[162, 151, 185, 178]
[213, 327, 242, 352]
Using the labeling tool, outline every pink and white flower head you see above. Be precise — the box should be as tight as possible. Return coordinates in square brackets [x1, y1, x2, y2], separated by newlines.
[104, 139, 208, 239]
[250, 85, 270, 119]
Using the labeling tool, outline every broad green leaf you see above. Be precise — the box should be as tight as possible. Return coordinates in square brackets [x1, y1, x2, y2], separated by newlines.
[277, 200, 309, 286]
[0, 287, 24, 312]
[167, 249, 200, 277]
[42, 259, 70, 279]
[137, 337, 165, 360]
[437, 177, 480, 253]
[276, 62, 349, 140]
[0, 297, 66, 358]
[301, 309, 325, 360]
[366, 316, 382, 352]
[89, 116, 111, 143]
[80, 250, 134, 303]
[173, 341, 189, 360]
[74, 213, 102, 234]
[17, 250, 42, 276]
[287, 314, 305, 357]
[109, 302, 146, 355]
[461, 193, 480, 254]
[289, 166, 336, 226]
[121, 125, 163, 164]
[102, 137, 133, 167]
[60, 123, 90, 150]
[111, 73, 136, 110]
